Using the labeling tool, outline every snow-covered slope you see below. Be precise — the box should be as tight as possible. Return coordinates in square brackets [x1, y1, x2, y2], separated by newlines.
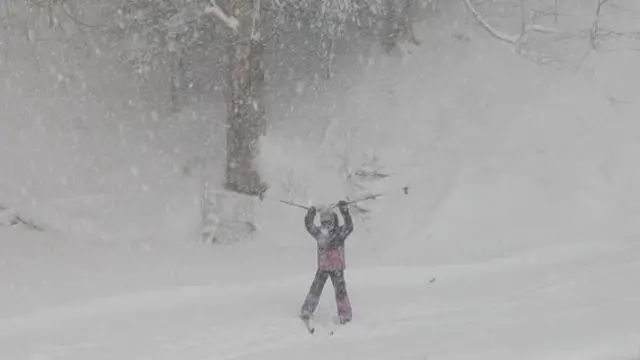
[2, 226, 640, 360]
[2, 2, 640, 359]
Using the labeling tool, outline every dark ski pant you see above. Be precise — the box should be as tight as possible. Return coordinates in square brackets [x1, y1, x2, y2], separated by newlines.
[300, 270, 352, 322]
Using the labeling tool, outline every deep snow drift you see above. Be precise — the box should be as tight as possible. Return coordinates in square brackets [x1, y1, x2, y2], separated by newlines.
[2, 2, 640, 359]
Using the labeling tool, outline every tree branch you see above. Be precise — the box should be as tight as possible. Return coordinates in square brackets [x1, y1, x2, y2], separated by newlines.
[519, 0, 526, 38]
[251, 0, 261, 41]
[205, 0, 239, 31]
[463, 0, 571, 65]
[463, 0, 519, 44]
[590, 0, 610, 49]
[524, 23, 565, 35]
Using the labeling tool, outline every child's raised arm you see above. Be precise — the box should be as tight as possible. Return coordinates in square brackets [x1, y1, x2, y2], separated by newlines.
[337, 200, 353, 238]
[304, 206, 320, 238]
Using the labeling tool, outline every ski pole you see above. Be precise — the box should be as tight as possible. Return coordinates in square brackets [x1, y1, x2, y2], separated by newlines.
[280, 185, 409, 211]
[327, 193, 382, 209]
[328, 185, 409, 209]
[279, 200, 310, 210]
[280, 194, 383, 211]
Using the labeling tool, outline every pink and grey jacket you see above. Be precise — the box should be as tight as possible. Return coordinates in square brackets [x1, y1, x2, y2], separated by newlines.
[304, 206, 354, 271]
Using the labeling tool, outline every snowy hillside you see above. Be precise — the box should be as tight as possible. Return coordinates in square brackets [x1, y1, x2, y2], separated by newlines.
[2, 1, 640, 359]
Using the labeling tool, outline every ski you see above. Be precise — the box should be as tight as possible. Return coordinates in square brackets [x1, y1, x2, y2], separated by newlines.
[301, 316, 347, 335]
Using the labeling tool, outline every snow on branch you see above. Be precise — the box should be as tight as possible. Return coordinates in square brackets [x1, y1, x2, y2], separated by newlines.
[205, 0, 239, 31]
[463, 0, 571, 64]
[590, 0, 611, 49]
[524, 23, 564, 35]
[463, 0, 519, 44]
[463, 0, 564, 44]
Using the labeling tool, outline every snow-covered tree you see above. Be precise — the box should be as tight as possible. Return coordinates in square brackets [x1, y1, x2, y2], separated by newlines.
[4, 0, 423, 242]
[111, 0, 221, 112]
[199, 0, 424, 243]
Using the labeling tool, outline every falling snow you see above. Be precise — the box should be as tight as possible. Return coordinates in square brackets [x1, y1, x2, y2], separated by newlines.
[2, 1, 640, 359]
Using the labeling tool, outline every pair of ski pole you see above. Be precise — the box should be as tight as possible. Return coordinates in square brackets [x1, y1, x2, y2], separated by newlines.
[279, 186, 409, 211]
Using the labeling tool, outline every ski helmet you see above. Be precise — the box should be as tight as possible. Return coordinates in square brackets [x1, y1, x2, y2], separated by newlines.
[319, 208, 338, 229]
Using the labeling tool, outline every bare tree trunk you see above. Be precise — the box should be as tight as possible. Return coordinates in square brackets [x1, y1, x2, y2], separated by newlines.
[590, 0, 610, 50]
[224, 0, 267, 197]
[200, 0, 266, 244]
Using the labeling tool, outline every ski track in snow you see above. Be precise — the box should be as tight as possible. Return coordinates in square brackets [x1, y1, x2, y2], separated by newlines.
[2, 242, 640, 360]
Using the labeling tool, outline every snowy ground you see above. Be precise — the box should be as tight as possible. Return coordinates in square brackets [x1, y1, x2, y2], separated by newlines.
[2, 2, 640, 359]
[3, 229, 640, 360]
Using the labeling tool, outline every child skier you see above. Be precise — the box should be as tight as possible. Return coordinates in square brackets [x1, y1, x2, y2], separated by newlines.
[300, 200, 354, 325]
